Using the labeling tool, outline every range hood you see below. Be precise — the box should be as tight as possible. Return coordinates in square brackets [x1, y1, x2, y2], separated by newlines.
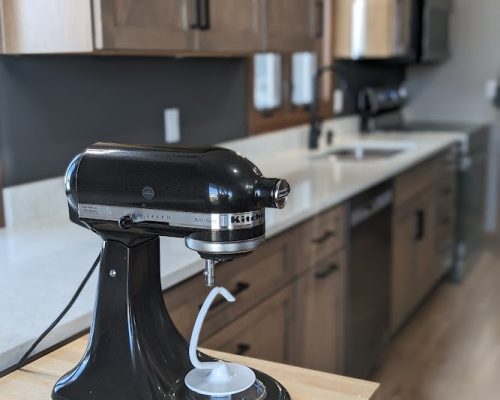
[334, 0, 414, 60]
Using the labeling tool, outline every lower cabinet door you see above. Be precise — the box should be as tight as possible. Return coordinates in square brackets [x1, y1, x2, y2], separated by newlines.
[391, 209, 418, 333]
[201, 286, 293, 364]
[290, 250, 346, 374]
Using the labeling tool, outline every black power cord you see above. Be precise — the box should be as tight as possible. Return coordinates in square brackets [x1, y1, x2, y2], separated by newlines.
[14, 253, 101, 370]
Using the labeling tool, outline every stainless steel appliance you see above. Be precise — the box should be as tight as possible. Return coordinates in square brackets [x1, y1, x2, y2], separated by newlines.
[358, 84, 489, 282]
[334, 0, 452, 62]
[335, 0, 414, 60]
[346, 182, 392, 378]
[55, 143, 291, 400]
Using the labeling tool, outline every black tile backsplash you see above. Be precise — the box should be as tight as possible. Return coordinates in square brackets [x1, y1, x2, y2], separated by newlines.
[0, 56, 248, 187]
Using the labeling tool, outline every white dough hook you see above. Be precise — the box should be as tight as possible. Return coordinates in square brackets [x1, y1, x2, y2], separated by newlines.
[185, 286, 257, 397]
[189, 286, 236, 370]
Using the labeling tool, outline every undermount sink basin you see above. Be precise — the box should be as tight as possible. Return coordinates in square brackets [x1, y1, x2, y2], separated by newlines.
[330, 147, 404, 160]
[314, 141, 415, 161]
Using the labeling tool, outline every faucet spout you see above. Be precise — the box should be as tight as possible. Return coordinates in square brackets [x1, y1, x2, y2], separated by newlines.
[309, 64, 348, 150]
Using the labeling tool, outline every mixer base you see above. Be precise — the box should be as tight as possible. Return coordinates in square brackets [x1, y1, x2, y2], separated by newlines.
[52, 237, 290, 400]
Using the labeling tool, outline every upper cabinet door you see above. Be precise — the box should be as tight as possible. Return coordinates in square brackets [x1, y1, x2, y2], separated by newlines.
[263, 0, 315, 52]
[195, 0, 261, 52]
[93, 0, 195, 51]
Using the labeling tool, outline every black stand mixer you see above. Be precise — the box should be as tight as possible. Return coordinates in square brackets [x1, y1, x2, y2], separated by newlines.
[53, 143, 291, 400]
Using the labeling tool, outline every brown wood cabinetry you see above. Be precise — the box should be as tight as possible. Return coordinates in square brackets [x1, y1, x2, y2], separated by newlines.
[202, 286, 294, 363]
[291, 250, 346, 373]
[164, 203, 347, 373]
[196, 0, 261, 52]
[93, 0, 195, 52]
[165, 230, 295, 341]
[95, 0, 261, 53]
[263, 0, 315, 52]
[299, 205, 347, 273]
[0, 0, 317, 55]
[391, 146, 457, 333]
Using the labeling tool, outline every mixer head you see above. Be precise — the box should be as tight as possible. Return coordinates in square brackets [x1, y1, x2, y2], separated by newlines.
[65, 142, 290, 284]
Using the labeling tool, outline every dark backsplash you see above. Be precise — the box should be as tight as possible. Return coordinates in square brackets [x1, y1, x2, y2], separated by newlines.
[335, 60, 407, 115]
[0, 56, 248, 187]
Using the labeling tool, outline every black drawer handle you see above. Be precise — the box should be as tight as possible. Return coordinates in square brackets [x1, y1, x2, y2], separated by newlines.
[200, 282, 250, 311]
[414, 209, 425, 241]
[314, 0, 324, 38]
[191, 0, 202, 29]
[191, 0, 210, 30]
[312, 230, 336, 244]
[236, 343, 251, 356]
[315, 263, 339, 279]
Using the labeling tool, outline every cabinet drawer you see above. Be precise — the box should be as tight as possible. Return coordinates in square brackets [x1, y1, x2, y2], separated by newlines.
[201, 286, 293, 364]
[299, 204, 347, 273]
[394, 158, 438, 207]
[164, 231, 295, 340]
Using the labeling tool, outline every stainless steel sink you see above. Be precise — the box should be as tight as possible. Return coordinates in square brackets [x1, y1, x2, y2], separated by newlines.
[329, 147, 404, 160]
[312, 142, 414, 161]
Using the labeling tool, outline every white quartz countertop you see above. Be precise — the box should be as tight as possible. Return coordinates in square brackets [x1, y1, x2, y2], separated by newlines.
[0, 127, 463, 373]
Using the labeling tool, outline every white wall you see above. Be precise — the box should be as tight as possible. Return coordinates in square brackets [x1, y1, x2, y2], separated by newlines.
[404, 0, 500, 233]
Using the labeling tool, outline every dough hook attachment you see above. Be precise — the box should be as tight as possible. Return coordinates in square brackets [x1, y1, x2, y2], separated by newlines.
[185, 287, 257, 397]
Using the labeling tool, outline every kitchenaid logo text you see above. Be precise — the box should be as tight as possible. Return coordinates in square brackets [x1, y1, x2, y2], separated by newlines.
[230, 212, 264, 224]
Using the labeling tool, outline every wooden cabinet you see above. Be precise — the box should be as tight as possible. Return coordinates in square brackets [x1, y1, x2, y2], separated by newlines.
[202, 286, 294, 363]
[164, 203, 347, 370]
[0, 0, 317, 55]
[195, 0, 261, 52]
[392, 190, 437, 332]
[95, 0, 261, 53]
[299, 205, 347, 273]
[433, 147, 458, 279]
[391, 147, 457, 333]
[165, 230, 295, 341]
[263, 0, 315, 51]
[291, 250, 346, 373]
[93, 0, 195, 52]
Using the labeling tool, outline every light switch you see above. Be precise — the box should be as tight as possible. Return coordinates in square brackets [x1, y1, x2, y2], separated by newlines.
[164, 108, 180, 143]
[333, 89, 344, 114]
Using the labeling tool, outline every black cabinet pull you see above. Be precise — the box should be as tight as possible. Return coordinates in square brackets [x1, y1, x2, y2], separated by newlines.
[236, 343, 251, 355]
[314, 0, 324, 39]
[312, 230, 336, 244]
[199, 0, 210, 30]
[315, 263, 339, 279]
[414, 210, 425, 241]
[199, 282, 250, 311]
[191, 0, 202, 29]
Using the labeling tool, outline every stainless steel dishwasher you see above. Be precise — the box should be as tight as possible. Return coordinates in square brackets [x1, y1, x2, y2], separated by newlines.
[345, 182, 392, 379]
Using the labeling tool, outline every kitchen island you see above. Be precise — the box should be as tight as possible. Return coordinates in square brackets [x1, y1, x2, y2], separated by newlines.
[0, 335, 379, 400]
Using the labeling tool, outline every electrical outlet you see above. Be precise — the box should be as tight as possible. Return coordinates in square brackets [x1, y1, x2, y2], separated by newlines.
[164, 108, 180, 143]
[485, 79, 498, 101]
[333, 89, 344, 114]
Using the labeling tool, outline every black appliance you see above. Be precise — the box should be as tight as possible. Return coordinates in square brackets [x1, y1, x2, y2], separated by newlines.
[358, 84, 490, 282]
[346, 182, 392, 378]
[412, 0, 453, 63]
[55, 143, 291, 400]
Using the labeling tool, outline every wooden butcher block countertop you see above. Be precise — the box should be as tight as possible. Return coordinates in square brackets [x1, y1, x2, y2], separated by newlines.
[0, 336, 379, 400]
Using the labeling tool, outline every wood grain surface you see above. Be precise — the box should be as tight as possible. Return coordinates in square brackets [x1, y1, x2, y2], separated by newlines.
[0, 335, 379, 400]
[373, 246, 500, 400]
